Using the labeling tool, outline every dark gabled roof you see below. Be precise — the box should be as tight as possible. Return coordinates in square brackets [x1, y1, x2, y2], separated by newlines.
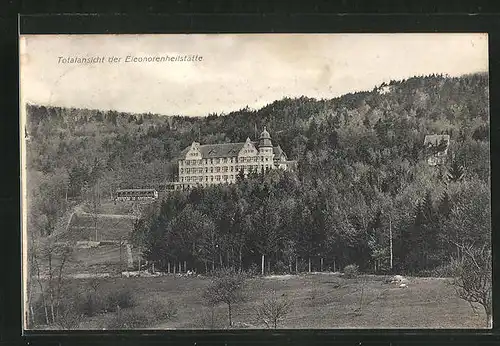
[200, 142, 247, 158]
[424, 134, 450, 147]
[178, 142, 287, 160]
[179, 142, 248, 159]
[273, 145, 284, 157]
[116, 189, 157, 192]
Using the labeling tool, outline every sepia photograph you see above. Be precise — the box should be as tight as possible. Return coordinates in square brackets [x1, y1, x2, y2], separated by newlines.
[20, 33, 491, 330]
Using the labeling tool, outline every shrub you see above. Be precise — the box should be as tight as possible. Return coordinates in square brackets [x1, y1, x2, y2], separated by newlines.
[429, 262, 462, 278]
[79, 292, 105, 317]
[106, 310, 149, 329]
[197, 306, 226, 329]
[343, 264, 359, 278]
[55, 298, 83, 330]
[254, 290, 292, 328]
[144, 299, 178, 322]
[30, 293, 83, 329]
[246, 263, 260, 277]
[105, 288, 136, 312]
[273, 260, 289, 274]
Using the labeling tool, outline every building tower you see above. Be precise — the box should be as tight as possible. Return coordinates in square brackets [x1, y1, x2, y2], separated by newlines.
[258, 127, 274, 169]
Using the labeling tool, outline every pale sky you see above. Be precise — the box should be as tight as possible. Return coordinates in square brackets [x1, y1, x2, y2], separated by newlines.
[19, 33, 488, 117]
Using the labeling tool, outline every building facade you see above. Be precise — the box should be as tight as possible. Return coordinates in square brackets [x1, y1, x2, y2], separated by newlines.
[176, 128, 295, 189]
[424, 134, 450, 166]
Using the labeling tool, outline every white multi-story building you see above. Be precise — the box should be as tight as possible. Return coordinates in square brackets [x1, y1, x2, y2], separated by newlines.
[176, 128, 294, 189]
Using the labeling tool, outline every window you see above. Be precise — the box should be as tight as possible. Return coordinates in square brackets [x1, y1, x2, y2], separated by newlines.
[180, 168, 184, 174]
[205, 176, 208, 182]
[180, 177, 184, 182]
[211, 176, 214, 181]
[210, 167, 213, 173]
[230, 166, 233, 172]
[205, 167, 208, 173]
[216, 175, 221, 181]
[210, 158, 213, 164]
[266, 157, 269, 161]
[216, 167, 220, 173]
[235, 165, 239, 170]
[223, 167, 228, 172]
[223, 175, 228, 181]
[199, 176, 203, 182]
[216, 158, 220, 164]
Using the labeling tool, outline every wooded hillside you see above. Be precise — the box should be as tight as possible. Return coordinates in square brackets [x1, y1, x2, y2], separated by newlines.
[26, 72, 490, 275]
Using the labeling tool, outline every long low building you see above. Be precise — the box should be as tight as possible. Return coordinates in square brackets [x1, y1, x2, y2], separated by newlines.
[176, 128, 296, 189]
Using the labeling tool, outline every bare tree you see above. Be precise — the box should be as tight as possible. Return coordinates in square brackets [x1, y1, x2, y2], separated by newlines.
[202, 267, 245, 327]
[451, 244, 492, 328]
[352, 275, 387, 316]
[30, 239, 74, 326]
[254, 289, 292, 328]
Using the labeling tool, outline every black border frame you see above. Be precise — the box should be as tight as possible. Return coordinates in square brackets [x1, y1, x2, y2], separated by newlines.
[3, 10, 500, 346]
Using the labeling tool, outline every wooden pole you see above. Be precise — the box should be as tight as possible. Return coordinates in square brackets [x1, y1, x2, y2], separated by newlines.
[308, 257, 311, 273]
[168, 261, 170, 274]
[261, 254, 265, 276]
[320, 257, 324, 272]
[389, 212, 393, 270]
[239, 248, 242, 273]
[119, 238, 123, 275]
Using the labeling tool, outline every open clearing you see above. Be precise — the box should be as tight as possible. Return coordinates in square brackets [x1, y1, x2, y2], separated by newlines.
[58, 213, 136, 242]
[67, 273, 485, 329]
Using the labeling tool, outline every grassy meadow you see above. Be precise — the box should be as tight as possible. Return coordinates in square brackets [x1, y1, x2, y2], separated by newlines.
[53, 273, 485, 330]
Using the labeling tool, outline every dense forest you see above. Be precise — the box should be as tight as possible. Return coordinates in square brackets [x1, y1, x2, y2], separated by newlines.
[26, 72, 490, 275]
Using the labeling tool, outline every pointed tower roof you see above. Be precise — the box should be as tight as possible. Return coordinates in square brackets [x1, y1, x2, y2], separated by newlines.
[259, 126, 273, 148]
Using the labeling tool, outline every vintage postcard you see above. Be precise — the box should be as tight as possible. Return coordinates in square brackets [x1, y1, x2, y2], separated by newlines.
[20, 33, 491, 330]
